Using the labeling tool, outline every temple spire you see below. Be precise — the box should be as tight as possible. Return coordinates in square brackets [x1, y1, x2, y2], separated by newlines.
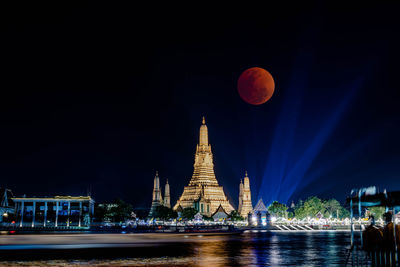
[149, 171, 163, 217]
[238, 170, 253, 218]
[199, 116, 209, 146]
[174, 117, 234, 216]
[164, 179, 171, 208]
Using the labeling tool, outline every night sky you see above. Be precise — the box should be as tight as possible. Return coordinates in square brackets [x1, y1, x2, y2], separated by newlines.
[2, 3, 400, 209]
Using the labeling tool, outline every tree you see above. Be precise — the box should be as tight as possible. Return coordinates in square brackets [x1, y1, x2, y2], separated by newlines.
[339, 207, 350, 219]
[323, 199, 342, 218]
[133, 208, 149, 219]
[367, 207, 386, 220]
[154, 205, 178, 220]
[94, 204, 107, 222]
[287, 211, 294, 219]
[109, 198, 134, 222]
[293, 197, 350, 220]
[202, 215, 214, 221]
[182, 207, 197, 220]
[228, 210, 244, 221]
[294, 205, 306, 219]
[294, 196, 324, 219]
[94, 199, 134, 223]
[293, 199, 305, 219]
[267, 201, 288, 218]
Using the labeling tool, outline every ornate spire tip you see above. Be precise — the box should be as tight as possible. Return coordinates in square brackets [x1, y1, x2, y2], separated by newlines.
[202, 116, 205, 125]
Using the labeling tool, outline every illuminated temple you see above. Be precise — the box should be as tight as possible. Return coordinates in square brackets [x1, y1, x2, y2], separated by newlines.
[238, 171, 253, 218]
[173, 117, 234, 216]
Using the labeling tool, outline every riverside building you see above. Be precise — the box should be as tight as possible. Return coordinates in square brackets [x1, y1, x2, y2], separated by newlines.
[12, 195, 94, 228]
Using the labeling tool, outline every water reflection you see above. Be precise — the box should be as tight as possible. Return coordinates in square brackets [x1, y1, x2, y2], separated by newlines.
[193, 238, 230, 266]
[268, 234, 281, 265]
[237, 240, 257, 266]
[0, 232, 351, 266]
[188, 232, 350, 266]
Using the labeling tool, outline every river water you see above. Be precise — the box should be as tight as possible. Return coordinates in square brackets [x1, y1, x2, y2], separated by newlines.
[0, 231, 352, 266]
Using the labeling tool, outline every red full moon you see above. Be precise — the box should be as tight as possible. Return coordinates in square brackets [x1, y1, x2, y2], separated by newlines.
[237, 67, 275, 105]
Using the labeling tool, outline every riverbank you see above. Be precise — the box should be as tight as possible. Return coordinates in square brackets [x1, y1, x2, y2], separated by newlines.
[0, 223, 354, 234]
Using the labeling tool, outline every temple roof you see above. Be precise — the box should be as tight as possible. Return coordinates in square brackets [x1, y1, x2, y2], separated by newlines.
[211, 204, 228, 217]
[12, 195, 93, 202]
[254, 199, 268, 212]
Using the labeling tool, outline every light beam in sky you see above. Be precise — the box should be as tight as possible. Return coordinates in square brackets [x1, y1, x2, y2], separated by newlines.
[257, 77, 364, 206]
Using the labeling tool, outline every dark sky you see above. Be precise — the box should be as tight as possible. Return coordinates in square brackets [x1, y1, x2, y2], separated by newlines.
[1, 3, 400, 209]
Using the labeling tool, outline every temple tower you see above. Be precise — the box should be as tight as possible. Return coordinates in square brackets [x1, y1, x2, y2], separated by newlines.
[174, 117, 234, 216]
[238, 171, 253, 218]
[238, 179, 244, 212]
[149, 171, 163, 217]
[164, 179, 171, 208]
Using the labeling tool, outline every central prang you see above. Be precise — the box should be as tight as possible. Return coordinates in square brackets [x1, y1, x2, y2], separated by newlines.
[173, 117, 234, 216]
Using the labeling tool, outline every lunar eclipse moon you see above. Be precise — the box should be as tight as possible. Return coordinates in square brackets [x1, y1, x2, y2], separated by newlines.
[237, 67, 275, 105]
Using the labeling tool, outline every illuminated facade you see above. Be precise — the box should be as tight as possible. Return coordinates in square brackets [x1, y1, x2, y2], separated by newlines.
[149, 171, 163, 217]
[164, 179, 171, 208]
[173, 117, 234, 216]
[251, 198, 269, 226]
[238, 171, 253, 218]
[12, 195, 94, 228]
[148, 171, 172, 217]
